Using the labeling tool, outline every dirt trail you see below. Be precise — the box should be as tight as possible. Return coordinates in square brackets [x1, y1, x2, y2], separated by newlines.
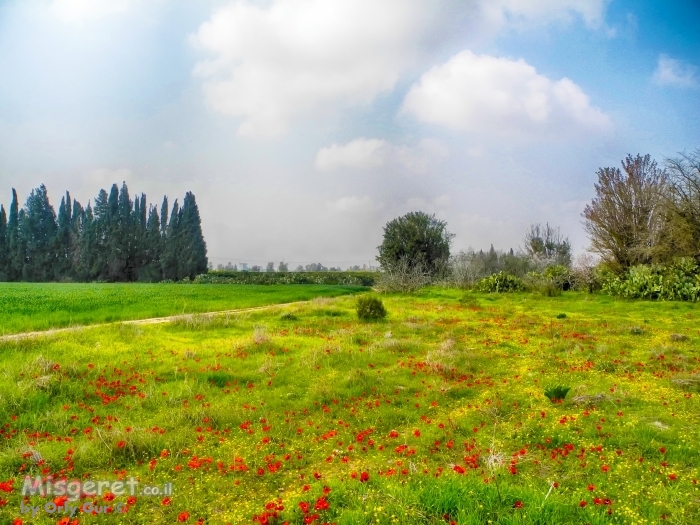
[0, 300, 310, 343]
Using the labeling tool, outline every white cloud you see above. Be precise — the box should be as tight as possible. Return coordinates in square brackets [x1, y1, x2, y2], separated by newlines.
[85, 168, 133, 189]
[49, 0, 131, 23]
[191, 0, 428, 137]
[478, 0, 609, 30]
[401, 50, 611, 137]
[316, 137, 448, 173]
[326, 195, 383, 214]
[315, 138, 387, 171]
[653, 54, 698, 88]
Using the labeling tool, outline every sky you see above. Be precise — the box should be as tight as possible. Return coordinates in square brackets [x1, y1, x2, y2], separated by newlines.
[0, 0, 698, 269]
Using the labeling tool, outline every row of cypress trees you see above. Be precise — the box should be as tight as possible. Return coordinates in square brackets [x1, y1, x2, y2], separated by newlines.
[0, 183, 207, 282]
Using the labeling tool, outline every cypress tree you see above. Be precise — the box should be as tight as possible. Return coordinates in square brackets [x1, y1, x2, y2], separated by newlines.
[21, 185, 58, 281]
[56, 191, 73, 280]
[178, 192, 208, 279]
[160, 196, 169, 235]
[0, 205, 7, 280]
[8, 189, 21, 281]
[161, 199, 180, 280]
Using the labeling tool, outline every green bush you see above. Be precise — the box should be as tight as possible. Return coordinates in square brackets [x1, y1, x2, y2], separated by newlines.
[356, 295, 387, 321]
[601, 258, 700, 301]
[476, 272, 524, 293]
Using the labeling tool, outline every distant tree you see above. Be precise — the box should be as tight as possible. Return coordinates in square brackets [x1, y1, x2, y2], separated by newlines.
[266, 262, 275, 272]
[176, 192, 208, 279]
[278, 261, 288, 272]
[295, 265, 304, 272]
[0, 204, 7, 280]
[377, 211, 454, 276]
[161, 199, 180, 281]
[20, 185, 58, 281]
[251, 265, 261, 272]
[523, 223, 572, 266]
[582, 154, 667, 272]
[662, 149, 700, 262]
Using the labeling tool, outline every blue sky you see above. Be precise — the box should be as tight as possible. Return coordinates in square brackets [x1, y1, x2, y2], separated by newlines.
[0, 0, 698, 268]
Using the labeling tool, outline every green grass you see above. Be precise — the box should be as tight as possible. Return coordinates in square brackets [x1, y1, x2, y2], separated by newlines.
[0, 283, 366, 335]
[0, 289, 699, 524]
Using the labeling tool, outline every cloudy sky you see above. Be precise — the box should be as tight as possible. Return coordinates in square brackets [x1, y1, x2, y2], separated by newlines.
[0, 0, 698, 268]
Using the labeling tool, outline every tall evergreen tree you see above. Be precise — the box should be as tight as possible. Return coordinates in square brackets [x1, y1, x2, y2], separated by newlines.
[55, 191, 73, 279]
[0, 205, 7, 280]
[161, 199, 180, 280]
[160, 196, 169, 235]
[7, 188, 22, 280]
[20, 185, 58, 281]
[177, 192, 208, 279]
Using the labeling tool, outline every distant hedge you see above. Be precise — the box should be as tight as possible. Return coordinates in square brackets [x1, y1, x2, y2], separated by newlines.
[194, 271, 376, 286]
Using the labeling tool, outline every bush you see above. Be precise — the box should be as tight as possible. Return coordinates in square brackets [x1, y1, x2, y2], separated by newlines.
[374, 258, 432, 293]
[476, 272, 524, 293]
[523, 264, 571, 296]
[601, 258, 700, 301]
[356, 295, 387, 321]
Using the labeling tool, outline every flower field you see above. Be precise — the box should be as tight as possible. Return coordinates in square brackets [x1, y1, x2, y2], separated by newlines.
[1, 289, 699, 524]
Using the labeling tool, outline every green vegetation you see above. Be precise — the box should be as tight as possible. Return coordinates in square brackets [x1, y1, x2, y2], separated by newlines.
[0, 283, 365, 335]
[355, 295, 387, 321]
[197, 270, 376, 286]
[476, 271, 525, 293]
[0, 290, 698, 524]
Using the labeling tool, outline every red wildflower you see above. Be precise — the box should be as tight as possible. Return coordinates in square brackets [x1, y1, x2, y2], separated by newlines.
[177, 511, 190, 522]
[514, 501, 523, 509]
[161, 497, 172, 506]
[360, 471, 369, 482]
[579, 500, 587, 507]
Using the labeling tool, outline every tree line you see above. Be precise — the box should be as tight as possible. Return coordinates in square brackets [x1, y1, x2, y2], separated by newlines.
[0, 183, 207, 282]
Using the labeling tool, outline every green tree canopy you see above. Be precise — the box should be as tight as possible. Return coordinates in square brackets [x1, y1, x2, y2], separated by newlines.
[376, 211, 454, 275]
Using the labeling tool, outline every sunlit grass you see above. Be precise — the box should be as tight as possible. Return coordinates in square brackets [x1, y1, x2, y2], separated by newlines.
[0, 289, 698, 524]
[0, 283, 365, 335]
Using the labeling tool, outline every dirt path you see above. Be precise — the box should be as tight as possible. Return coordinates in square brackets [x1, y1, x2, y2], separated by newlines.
[0, 300, 311, 343]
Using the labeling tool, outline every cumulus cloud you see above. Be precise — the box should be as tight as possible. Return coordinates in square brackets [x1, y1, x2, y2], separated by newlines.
[49, 0, 131, 23]
[653, 54, 698, 88]
[401, 50, 611, 137]
[315, 138, 387, 171]
[316, 137, 448, 173]
[478, 0, 609, 30]
[191, 0, 428, 137]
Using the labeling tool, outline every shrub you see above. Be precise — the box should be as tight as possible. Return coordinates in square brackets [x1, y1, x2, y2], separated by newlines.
[601, 258, 700, 301]
[356, 295, 387, 321]
[374, 258, 431, 293]
[476, 272, 524, 293]
[544, 385, 571, 403]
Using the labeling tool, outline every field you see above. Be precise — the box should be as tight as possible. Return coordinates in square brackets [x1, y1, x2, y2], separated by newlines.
[1, 289, 699, 524]
[0, 283, 365, 335]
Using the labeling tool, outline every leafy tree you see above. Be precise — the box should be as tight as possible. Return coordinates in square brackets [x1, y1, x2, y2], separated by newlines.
[523, 223, 572, 266]
[266, 262, 275, 272]
[582, 154, 667, 272]
[662, 149, 700, 262]
[377, 211, 454, 276]
[278, 261, 288, 272]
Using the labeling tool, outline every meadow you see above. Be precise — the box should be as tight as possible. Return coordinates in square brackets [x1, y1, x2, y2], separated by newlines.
[0, 289, 699, 524]
[0, 283, 365, 335]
